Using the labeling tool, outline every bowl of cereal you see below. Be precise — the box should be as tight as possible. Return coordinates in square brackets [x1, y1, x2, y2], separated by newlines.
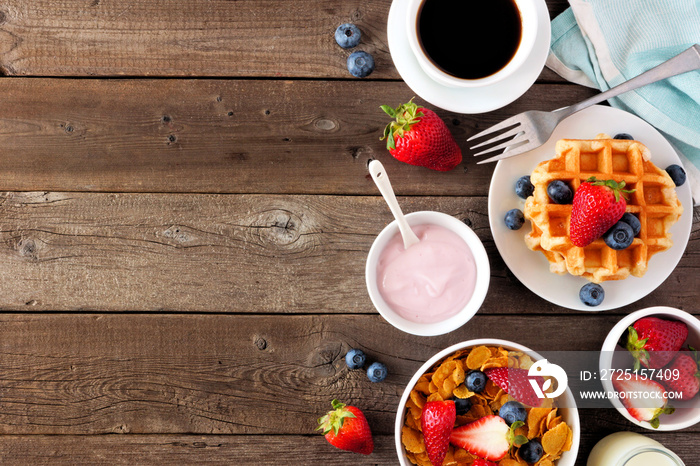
[395, 339, 580, 466]
[600, 307, 700, 431]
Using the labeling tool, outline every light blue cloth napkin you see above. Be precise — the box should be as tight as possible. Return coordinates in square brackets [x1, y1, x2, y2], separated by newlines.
[546, 0, 700, 205]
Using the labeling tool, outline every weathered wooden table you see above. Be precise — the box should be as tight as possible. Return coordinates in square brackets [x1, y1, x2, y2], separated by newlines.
[0, 1, 697, 464]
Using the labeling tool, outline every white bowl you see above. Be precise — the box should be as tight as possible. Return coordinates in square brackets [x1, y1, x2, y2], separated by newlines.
[600, 307, 700, 430]
[405, 0, 541, 88]
[395, 339, 581, 465]
[365, 211, 490, 336]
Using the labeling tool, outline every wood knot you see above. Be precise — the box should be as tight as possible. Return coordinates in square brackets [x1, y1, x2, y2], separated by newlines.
[313, 118, 338, 132]
[255, 336, 267, 350]
[113, 424, 130, 434]
[307, 342, 343, 375]
[162, 226, 193, 245]
[253, 209, 303, 247]
[17, 238, 38, 261]
[347, 145, 370, 159]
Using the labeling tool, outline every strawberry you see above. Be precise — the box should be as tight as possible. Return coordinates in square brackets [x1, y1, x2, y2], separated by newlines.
[473, 459, 498, 466]
[626, 317, 688, 370]
[569, 177, 633, 247]
[449, 415, 510, 461]
[380, 99, 462, 171]
[612, 375, 674, 428]
[317, 399, 373, 455]
[421, 400, 456, 466]
[484, 367, 544, 407]
[663, 350, 700, 400]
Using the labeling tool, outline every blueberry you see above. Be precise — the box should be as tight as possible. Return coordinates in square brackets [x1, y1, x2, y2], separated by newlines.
[334, 23, 361, 49]
[520, 439, 544, 463]
[515, 175, 534, 199]
[666, 164, 686, 187]
[603, 221, 634, 250]
[498, 401, 527, 426]
[614, 133, 634, 140]
[619, 212, 641, 236]
[580, 283, 604, 307]
[345, 349, 366, 370]
[454, 397, 472, 415]
[504, 209, 525, 230]
[547, 180, 573, 204]
[465, 370, 487, 393]
[347, 51, 375, 78]
[367, 362, 387, 382]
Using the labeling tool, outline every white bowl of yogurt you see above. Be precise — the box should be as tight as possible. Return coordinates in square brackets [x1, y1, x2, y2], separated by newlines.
[365, 211, 489, 336]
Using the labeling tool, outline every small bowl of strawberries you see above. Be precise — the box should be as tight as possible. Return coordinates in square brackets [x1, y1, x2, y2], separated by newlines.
[600, 306, 700, 430]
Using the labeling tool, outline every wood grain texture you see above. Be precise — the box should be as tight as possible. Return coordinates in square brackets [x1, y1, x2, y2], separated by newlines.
[0, 435, 400, 465]
[0, 79, 599, 195]
[0, 313, 698, 437]
[0, 432, 696, 465]
[0, 192, 697, 313]
[0, 0, 571, 78]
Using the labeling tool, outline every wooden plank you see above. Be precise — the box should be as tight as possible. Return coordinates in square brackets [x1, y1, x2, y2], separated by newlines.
[0, 435, 400, 464]
[0, 79, 599, 195]
[0, 192, 697, 313]
[0, 0, 572, 79]
[0, 432, 696, 465]
[0, 313, 697, 437]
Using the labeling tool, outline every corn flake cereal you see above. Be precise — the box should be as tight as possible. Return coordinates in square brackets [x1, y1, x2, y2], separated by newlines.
[542, 422, 569, 457]
[401, 346, 573, 466]
[466, 345, 492, 369]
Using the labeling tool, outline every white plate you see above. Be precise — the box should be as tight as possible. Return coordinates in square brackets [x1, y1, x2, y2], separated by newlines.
[386, 0, 550, 114]
[488, 105, 693, 311]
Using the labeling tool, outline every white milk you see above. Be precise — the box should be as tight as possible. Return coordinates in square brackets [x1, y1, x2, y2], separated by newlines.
[587, 432, 685, 466]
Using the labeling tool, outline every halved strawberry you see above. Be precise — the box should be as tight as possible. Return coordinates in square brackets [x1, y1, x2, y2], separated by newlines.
[449, 415, 509, 461]
[484, 367, 544, 407]
[421, 400, 456, 466]
[612, 375, 674, 428]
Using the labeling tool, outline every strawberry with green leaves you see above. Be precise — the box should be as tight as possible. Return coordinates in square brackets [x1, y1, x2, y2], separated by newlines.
[421, 400, 456, 466]
[569, 177, 633, 247]
[317, 399, 374, 455]
[626, 317, 688, 370]
[381, 99, 462, 171]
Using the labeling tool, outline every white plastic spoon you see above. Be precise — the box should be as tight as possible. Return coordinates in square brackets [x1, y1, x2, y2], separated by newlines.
[368, 160, 420, 249]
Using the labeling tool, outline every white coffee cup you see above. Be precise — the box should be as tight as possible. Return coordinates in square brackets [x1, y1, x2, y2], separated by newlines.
[405, 0, 540, 88]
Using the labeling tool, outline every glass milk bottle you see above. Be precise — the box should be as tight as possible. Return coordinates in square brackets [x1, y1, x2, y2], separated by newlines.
[587, 432, 685, 466]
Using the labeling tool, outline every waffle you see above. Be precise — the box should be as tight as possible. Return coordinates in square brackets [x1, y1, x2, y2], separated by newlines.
[523, 136, 683, 283]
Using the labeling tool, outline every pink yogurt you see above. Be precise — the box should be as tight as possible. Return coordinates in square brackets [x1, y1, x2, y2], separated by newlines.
[376, 223, 477, 324]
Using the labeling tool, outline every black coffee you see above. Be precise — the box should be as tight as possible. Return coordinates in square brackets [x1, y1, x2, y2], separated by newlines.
[417, 0, 523, 80]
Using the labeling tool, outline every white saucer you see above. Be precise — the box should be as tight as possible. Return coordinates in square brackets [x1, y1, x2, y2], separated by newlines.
[488, 106, 693, 311]
[386, 0, 551, 114]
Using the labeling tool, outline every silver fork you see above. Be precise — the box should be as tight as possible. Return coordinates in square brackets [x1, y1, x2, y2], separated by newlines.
[469, 44, 700, 164]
